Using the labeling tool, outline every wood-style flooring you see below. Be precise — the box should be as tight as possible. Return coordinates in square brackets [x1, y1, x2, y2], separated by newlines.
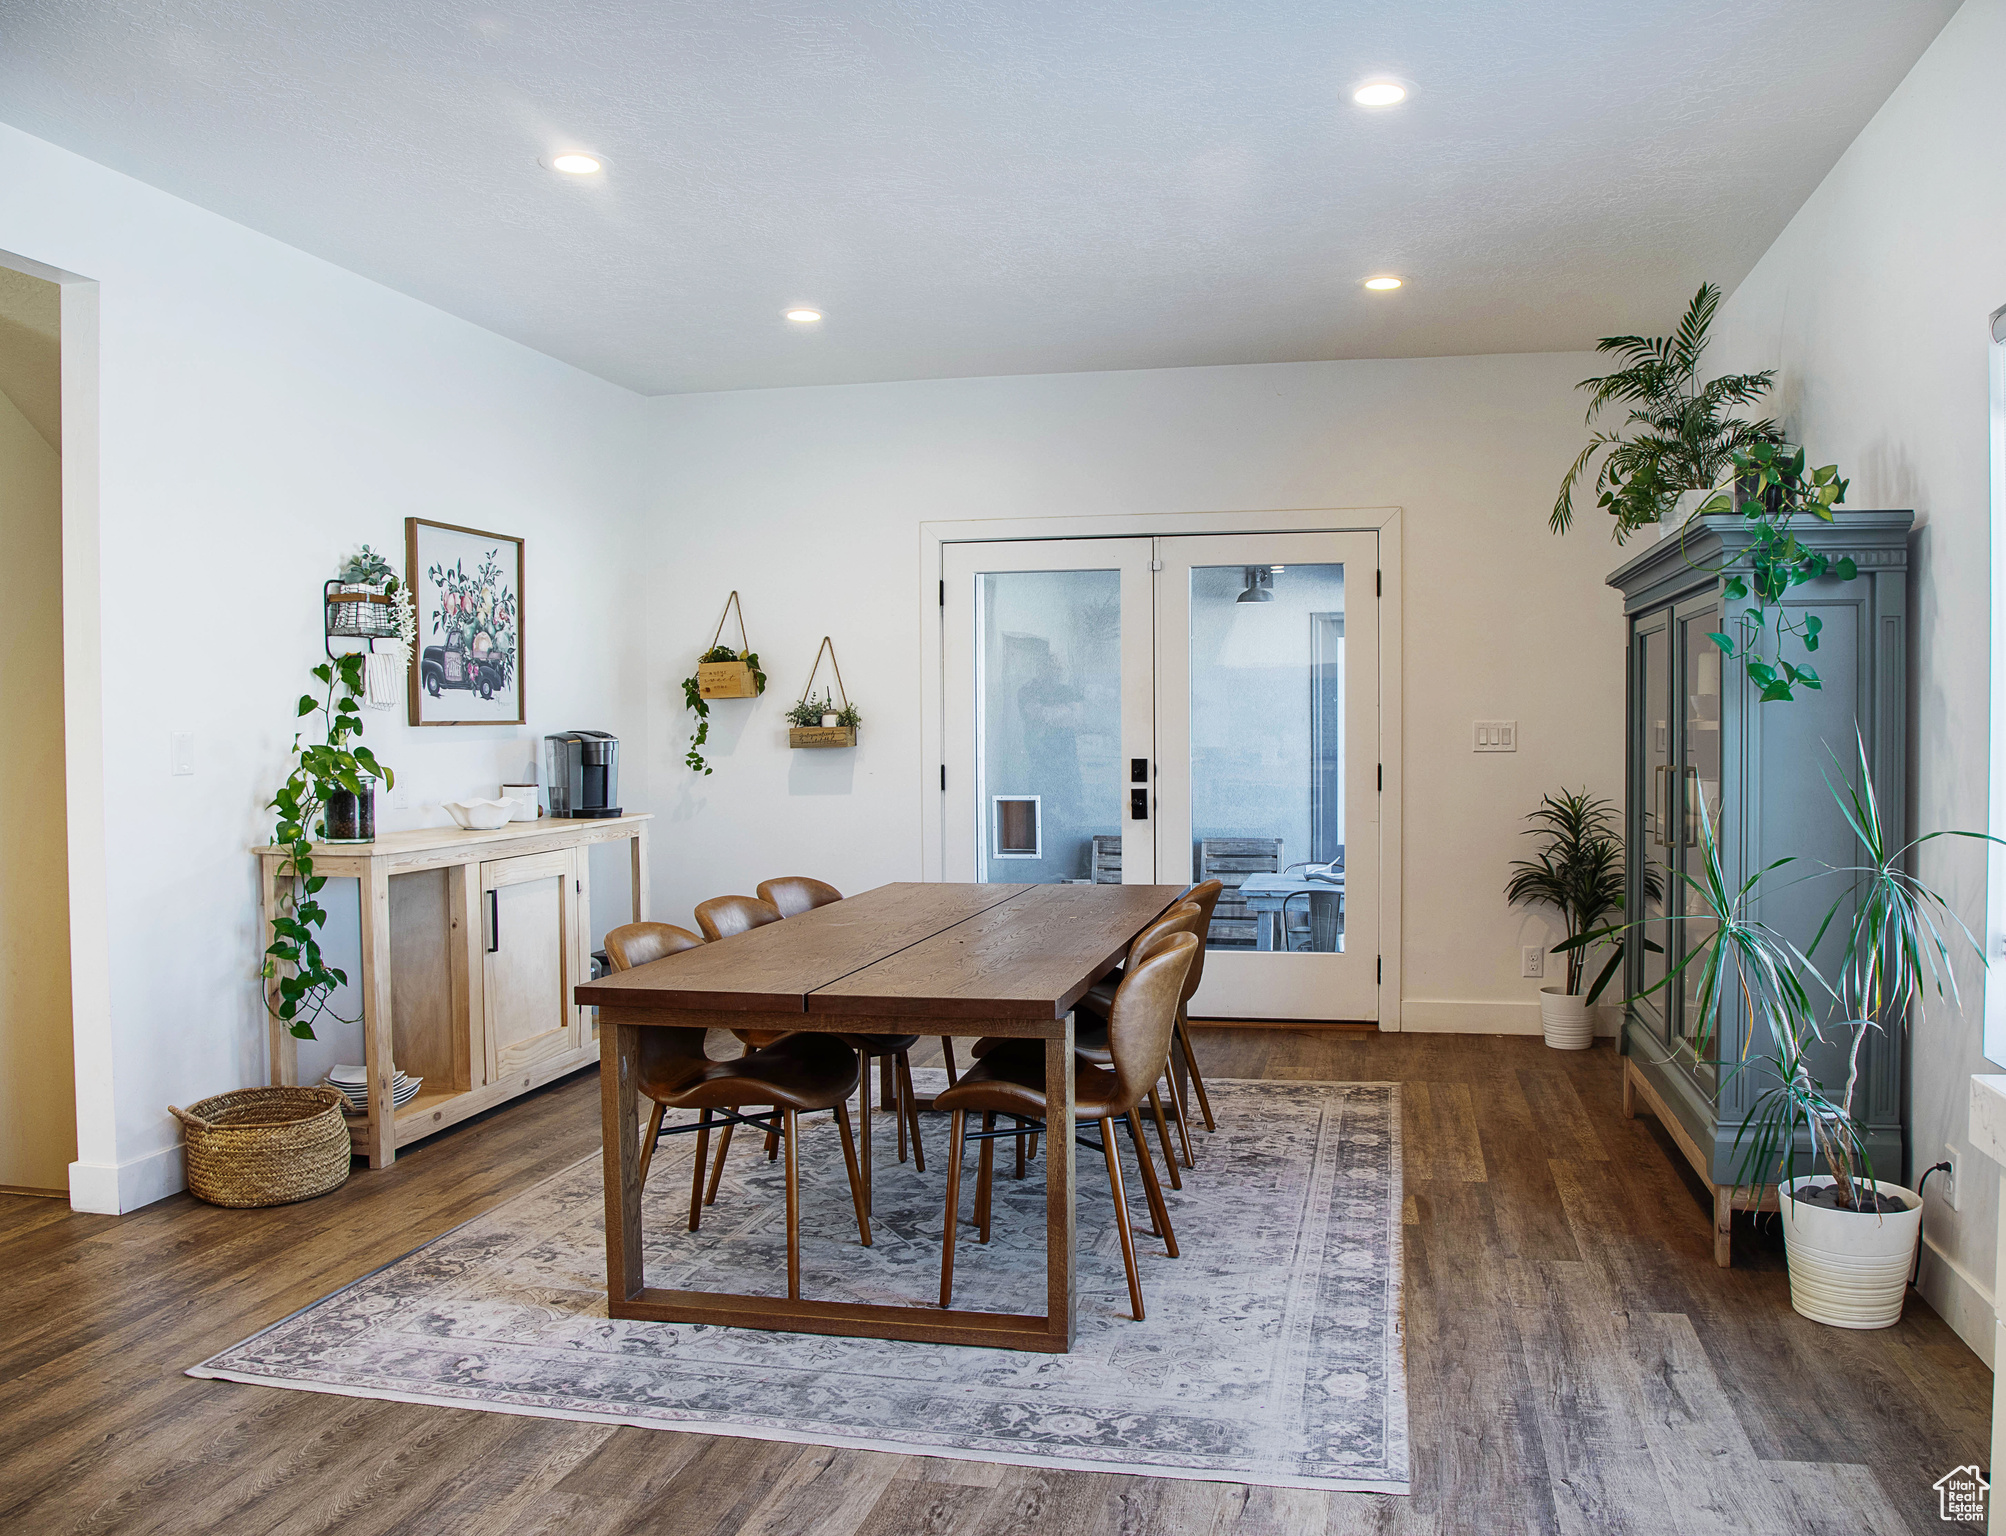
[0, 1030, 1989, 1535]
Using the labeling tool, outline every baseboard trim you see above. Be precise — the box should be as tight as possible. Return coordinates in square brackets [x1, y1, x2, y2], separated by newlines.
[1399, 999, 1620, 1036]
[68, 1141, 185, 1215]
[1918, 1232, 1996, 1369]
[0, 1183, 67, 1199]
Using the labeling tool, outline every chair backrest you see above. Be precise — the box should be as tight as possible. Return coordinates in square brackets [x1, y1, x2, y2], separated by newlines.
[755, 876, 843, 917]
[1128, 902, 1205, 1003]
[1105, 932, 1200, 1113]
[1179, 878, 1224, 993]
[695, 894, 784, 942]
[602, 921, 705, 971]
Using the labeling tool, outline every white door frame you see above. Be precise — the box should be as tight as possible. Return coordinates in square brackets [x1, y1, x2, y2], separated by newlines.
[919, 507, 1405, 1029]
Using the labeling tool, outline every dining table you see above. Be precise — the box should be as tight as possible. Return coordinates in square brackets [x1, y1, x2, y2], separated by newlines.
[573, 880, 1187, 1353]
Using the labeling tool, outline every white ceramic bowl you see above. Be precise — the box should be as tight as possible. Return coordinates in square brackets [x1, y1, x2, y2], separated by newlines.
[443, 798, 517, 831]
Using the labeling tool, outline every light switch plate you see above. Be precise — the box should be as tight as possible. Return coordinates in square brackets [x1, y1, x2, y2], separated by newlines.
[169, 732, 195, 776]
[1475, 720, 1517, 752]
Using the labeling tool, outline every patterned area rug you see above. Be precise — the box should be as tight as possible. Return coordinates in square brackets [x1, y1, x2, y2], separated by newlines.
[192, 1076, 1408, 1493]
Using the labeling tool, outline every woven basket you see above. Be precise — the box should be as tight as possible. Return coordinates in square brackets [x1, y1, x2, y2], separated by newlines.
[169, 1086, 353, 1208]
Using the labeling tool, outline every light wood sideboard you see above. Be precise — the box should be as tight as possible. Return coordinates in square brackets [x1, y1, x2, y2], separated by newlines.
[256, 814, 651, 1167]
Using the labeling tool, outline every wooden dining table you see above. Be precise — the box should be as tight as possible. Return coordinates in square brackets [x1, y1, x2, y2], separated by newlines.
[573, 881, 1186, 1353]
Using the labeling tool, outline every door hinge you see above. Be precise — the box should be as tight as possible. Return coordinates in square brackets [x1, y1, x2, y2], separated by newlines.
[1377, 763, 1383, 791]
[1377, 955, 1382, 985]
[1150, 559, 1163, 572]
[1375, 569, 1382, 596]
[939, 579, 945, 607]
[940, 764, 947, 790]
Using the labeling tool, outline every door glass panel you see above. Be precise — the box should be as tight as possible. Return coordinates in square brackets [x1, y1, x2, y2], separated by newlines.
[975, 569, 1122, 884]
[1188, 563, 1346, 952]
[1680, 610, 1724, 1067]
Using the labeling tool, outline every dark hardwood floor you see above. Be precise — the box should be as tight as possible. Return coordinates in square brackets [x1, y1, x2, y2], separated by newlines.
[0, 1030, 1988, 1534]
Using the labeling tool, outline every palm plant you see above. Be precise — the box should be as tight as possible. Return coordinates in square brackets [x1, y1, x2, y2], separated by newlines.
[1505, 790, 1652, 1000]
[1551, 283, 1780, 541]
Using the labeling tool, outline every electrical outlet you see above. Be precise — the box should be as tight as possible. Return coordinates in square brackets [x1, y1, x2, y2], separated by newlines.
[1475, 720, 1518, 752]
[169, 732, 195, 776]
[1940, 1150, 1960, 1212]
[1521, 945, 1545, 979]
[390, 785, 411, 810]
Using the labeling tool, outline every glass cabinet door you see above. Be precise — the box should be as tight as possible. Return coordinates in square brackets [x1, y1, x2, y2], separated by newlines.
[1675, 603, 1723, 1078]
[1633, 610, 1673, 1045]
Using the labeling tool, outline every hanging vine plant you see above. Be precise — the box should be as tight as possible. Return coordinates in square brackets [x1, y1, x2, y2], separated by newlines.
[681, 591, 766, 774]
[263, 651, 394, 1039]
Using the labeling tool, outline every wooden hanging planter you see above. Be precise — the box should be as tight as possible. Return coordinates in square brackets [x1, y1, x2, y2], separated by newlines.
[787, 637, 860, 749]
[694, 592, 765, 699]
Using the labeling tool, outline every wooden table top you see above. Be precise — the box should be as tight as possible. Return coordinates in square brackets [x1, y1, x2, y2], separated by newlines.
[575, 882, 1186, 1020]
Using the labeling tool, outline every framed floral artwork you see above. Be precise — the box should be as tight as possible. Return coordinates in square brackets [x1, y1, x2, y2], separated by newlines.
[405, 518, 525, 726]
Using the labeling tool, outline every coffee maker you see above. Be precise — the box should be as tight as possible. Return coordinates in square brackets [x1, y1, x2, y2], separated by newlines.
[544, 730, 622, 818]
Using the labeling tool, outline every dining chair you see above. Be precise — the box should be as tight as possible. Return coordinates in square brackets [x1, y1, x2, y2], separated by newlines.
[1169, 879, 1224, 1138]
[754, 876, 934, 1210]
[936, 932, 1197, 1322]
[601, 921, 873, 1299]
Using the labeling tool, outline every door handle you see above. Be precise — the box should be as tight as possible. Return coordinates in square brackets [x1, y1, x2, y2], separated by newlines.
[1682, 765, 1700, 847]
[1129, 788, 1148, 820]
[488, 889, 499, 953]
[1651, 764, 1670, 847]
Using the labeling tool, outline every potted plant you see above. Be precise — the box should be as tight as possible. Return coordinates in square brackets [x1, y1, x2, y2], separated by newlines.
[1550, 283, 1780, 543]
[681, 592, 766, 775]
[264, 650, 394, 1040]
[1505, 790, 1652, 1048]
[785, 639, 860, 748]
[1574, 741, 1992, 1327]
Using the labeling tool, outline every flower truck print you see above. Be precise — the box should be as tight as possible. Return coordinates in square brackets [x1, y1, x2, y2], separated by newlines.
[405, 518, 525, 726]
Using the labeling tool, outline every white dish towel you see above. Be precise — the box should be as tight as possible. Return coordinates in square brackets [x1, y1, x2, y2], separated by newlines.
[363, 651, 402, 710]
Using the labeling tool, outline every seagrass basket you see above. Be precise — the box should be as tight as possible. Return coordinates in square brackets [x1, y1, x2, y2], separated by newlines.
[169, 1086, 352, 1208]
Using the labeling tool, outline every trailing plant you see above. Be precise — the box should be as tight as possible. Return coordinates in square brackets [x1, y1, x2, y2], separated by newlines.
[1694, 442, 1854, 703]
[785, 689, 861, 729]
[1504, 789, 1656, 1000]
[681, 644, 766, 775]
[1563, 738, 1993, 1210]
[1551, 283, 1780, 541]
[263, 652, 394, 1040]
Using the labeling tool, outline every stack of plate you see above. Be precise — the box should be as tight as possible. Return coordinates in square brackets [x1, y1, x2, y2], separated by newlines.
[323, 1064, 422, 1113]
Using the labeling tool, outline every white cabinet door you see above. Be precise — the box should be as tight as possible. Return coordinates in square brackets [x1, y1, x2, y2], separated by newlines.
[481, 849, 585, 1080]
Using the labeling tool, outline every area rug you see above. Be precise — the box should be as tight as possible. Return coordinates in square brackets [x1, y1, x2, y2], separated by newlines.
[191, 1076, 1407, 1493]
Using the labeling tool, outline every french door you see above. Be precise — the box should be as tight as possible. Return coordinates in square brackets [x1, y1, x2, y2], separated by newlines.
[941, 531, 1381, 1022]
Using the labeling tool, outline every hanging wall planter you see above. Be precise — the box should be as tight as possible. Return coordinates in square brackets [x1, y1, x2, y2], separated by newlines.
[786, 637, 861, 748]
[681, 591, 766, 774]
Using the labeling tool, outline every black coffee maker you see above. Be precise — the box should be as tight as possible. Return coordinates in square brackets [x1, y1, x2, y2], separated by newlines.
[544, 730, 622, 818]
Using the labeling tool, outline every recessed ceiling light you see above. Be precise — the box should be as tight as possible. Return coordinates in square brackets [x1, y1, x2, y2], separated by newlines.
[1353, 80, 1407, 107]
[547, 152, 602, 175]
[784, 308, 823, 323]
[1363, 276, 1403, 291]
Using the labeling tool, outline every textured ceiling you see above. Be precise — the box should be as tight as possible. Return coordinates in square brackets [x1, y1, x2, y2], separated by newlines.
[0, 1, 1959, 396]
[0, 264, 60, 450]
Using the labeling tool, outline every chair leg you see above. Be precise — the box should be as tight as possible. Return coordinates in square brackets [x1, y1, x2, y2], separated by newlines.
[784, 1107, 801, 1301]
[857, 1051, 874, 1218]
[940, 1036, 959, 1087]
[638, 1101, 666, 1190]
[704, 1119, 734, 1207]
[1146, 1087, 1182, 1191]
[1100, 1117, 1145, 1321]
[834, 1100, 872, 1247]
[1014, 1117, 1027, 1180]
[896, 1052, 926, 1172]
[894, 1054, 909, 1165]
[1127, 1109, 1179, 1257]
[1176, 1010, 1216, 1133]
[976, 1112, 995, 1243]
[940, 1109, 966, 1308]
[1164, 1061, 1196, 1168]
[688, 1109, 712, 1232]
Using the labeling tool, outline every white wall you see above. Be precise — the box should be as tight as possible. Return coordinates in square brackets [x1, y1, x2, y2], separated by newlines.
[0, 378, 75, 1194]
[1707, 0, 2006, 1362]
[639, 353, 1630, 1030]
[0, 122, 651, 1212]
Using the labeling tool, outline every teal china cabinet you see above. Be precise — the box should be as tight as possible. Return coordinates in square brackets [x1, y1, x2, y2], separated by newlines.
[1607, 509, 1912, 1264]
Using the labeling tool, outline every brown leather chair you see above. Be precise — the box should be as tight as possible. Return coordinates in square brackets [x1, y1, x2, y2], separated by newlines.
[1168, 879, 1223, 1136]
[936, 932, 1198, 1322]
[1072, 902, 1206, 1178]
[752, 877, 928, 1210]
[602, 921, 871, 1299]
[756, 876, 843, 917]
[695, 894, 785, 941]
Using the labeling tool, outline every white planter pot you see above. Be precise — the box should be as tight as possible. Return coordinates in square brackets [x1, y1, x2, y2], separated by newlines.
[1780, 1175, 1921, 1329]
[1538, 988, 1594, 1050]
[1652, 487, 1718, 543]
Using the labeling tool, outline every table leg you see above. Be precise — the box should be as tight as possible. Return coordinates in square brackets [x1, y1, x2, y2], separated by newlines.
[629, 822, 651, 923]
[1256, 906, 1275, 952]
[359, 867, 396, 1168]
[260, 857, 297, 1088]
[601, 1019, 643, 1304]
[1045, 1015, 1077, 1350]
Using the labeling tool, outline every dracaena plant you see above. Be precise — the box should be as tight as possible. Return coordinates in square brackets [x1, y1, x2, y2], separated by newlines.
[263, 652, 393, 1039]
[1551, 283, 1780, 541]
[1504, 790, 1659, 1000]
